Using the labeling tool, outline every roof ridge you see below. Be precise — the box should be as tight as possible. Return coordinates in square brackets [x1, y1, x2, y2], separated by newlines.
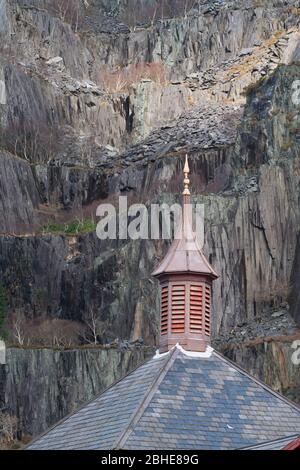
[113, 347, 179, 450]
[213, 349, 300, 413]
[163, 238, 180, 273]
[196, 240, 219, 277]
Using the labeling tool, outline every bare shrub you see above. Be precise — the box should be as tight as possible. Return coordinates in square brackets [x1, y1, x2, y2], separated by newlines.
[33, 318, 85, 348]
[0, 120, 61, 162]
[97, 62, 168, 93]
[6, 314, 85, 348]
[98, 68, 128, 93]
[0, 413, 18, 444]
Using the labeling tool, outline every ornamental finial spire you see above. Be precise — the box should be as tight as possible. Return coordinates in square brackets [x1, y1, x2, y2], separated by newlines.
[183, 154, 190, 196]
[152, 154, 219, 353]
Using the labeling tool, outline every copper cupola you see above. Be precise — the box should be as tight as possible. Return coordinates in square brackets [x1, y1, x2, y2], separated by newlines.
[152, 156, 219, 353]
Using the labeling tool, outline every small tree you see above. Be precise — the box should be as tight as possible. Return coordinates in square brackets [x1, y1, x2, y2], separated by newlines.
[0, 120, 62, 164]
[0, 286, 7, 339]
[83, 310, 104, 345]
[10, 311, 27, 346]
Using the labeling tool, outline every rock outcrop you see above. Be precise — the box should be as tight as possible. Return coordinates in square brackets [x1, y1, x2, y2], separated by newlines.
[0, 345, 153, 436]
[1, 65, 299, 338]
[0, 0, 300, 439]
[222, 336, 300, 405]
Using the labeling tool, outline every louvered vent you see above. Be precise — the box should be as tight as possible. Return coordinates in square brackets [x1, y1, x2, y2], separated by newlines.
[204, 284, 211, 335]
[160, 286, 169, 336]
[189, 284, 203, 333]
[171, 284, 185, 333]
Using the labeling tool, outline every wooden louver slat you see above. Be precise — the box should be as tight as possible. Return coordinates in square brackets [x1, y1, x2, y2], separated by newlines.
[161, 286, 169, 335]
[204, 284, 211, 335]
[171, 284, 185, 333]
[189, 284, 203, 333]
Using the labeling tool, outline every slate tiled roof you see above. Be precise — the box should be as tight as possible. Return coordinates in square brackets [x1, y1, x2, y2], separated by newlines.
[27, 346, 300, 450]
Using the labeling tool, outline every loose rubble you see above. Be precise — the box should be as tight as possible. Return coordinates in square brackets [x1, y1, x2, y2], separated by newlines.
[214, 306, 299, 348]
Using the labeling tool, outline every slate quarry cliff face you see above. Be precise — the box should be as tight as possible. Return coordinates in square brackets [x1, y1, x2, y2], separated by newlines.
[0, 0, 300, 438]
[1, 64, 299, 341]
[0, 346, 153, 436]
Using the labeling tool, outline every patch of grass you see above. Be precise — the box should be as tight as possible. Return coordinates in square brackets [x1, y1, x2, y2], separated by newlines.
[41, 218, 96, 235]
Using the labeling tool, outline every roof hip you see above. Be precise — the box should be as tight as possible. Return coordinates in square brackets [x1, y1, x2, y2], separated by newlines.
[114, 348, 178, 449]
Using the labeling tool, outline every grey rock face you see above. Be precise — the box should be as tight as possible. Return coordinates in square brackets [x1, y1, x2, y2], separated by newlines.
[0, 152, 40, 233]
[222, 338, 300, 405]
[0, 60, 129, 162]
[2, 66, 299, 338]
[0, 66, 6, 105]
[290, 234, 300, 327]
[0, 0, 300, 440]
[283, 31, 300, 63]
[0, 0, 9, 34]
[0, 232, 160, 345]
[0, 346, 153, 436]
[86, 1, 300, 79]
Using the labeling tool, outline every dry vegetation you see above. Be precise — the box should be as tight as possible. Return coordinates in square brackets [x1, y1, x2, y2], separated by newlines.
[0, 412, 18, 449]
[7, 312, 84, 348]
[5, 311, 106, 348]
[97, 62, 168, 93]
[286, 6, 300, 16]
[0, 412, 32, 450]
[227, 30, 288, 81]
[0, 120, 62, 163]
